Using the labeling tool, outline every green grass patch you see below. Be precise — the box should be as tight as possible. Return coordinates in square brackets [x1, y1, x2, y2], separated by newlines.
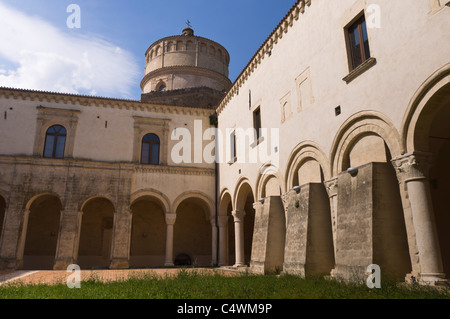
[0, 269, 449, 299]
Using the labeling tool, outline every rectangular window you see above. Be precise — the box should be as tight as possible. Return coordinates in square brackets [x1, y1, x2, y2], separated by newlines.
[253, 108, 261, 141]
[230, 130, 236, 162]
[347, 15, 371, 70]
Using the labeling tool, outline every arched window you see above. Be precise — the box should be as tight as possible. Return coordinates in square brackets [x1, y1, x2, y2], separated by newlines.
[157, 83, 167, 92]
[43, 125, 67, 159]
[141, 133, 160, 165]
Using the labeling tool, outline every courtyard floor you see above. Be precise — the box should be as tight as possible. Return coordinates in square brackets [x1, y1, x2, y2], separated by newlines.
[0, 267, 239, 287]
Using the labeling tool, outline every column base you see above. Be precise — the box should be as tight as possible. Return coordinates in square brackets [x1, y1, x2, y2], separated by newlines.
[53, 259, 76, 270]
[419, 273, 448, 286]
[109, 259, 129, 269]
[0, 258, 21, 271]
[164, 263, 175, 267]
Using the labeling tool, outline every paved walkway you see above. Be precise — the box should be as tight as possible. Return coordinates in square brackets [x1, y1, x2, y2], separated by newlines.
[0, 267, 241, 287]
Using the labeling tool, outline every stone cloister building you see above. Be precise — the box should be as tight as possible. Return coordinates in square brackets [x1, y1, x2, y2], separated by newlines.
[0, 0, 449, 285]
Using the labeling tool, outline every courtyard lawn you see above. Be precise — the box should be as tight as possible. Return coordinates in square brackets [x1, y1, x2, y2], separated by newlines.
[0, 269, 448, 299]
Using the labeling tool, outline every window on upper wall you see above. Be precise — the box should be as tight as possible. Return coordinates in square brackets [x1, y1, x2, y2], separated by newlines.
[253, 107, 262, 141]
[157, 83, 167, 92]
[346, 15, 371, 71]
[230, 130, 236, 163]
[43, 125, 67, 159]
[141, 133, 160, 165]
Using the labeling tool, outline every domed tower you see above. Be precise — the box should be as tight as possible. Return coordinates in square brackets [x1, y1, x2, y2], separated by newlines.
[140, 27, 232, 108]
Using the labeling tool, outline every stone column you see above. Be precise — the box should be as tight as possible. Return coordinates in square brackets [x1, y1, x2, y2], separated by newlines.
[324, 177, 338, 257]
[217, 215, 229, 266]
[53, 209, 83, 270]
[109, 208, 132, 269]
[393, 152, 446, 284]
[15, 209, 31, 270]
[210, 217, 218, 266]
[232, 210, 246, 267]
[164, 213, 177, 267]
[0, 208, 30, 270]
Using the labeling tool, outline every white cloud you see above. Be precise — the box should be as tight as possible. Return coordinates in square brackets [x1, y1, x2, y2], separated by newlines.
[0, 3, 140, 99]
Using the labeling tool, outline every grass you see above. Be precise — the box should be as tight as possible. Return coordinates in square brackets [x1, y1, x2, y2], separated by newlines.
[0, 269, 449, 299]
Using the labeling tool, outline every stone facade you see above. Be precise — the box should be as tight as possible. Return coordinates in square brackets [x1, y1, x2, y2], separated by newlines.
[217, 0, 450, 285]
[0, 0, 450, 286]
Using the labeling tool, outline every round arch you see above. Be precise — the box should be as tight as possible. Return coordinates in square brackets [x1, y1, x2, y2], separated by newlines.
[255, 163, 285, 200]
[401, 63, 450, 153]
[22, 193, 63, 270]
[330, 111, 403, 176]
[285, 141, 331, 190]
[172, 191, 215, 220]
[173, 192, 214, 267]
[219, 189, 233, 216]
[79, 195, 116, 213]
[25, 192, 62, 211]
[130, 189, 171, 213]
[233, 177, 256, 211]
[399, 64, 450, 279]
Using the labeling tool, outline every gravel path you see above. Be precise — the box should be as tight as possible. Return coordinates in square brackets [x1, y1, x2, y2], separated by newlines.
[0, 267, 239, 287]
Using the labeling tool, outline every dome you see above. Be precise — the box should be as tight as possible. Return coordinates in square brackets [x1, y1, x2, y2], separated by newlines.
[140, 28, 231, 105]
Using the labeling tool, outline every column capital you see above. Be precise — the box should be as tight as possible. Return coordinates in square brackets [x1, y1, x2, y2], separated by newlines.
[165, 213, 177, 225]
[392, 152, 433, 183]
[232, 210, 245, 222]
[252, 201, 263, 210]
[324, 177, 338, 197]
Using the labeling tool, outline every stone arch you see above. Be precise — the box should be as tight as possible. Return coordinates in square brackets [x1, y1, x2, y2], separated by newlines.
[186, 40, 194, 51]
[233, 177, 256, 211]
[400, 64, 450, 279]
[330, 113, 411, 280]
[79, 194, 116, 212]
[402, 63, 450, 153]
[167, 41, 176, 52]
[219, 189, 233, 216]
[285, 141, 331, 190]
[130, 189, 171, 213]
[330, 111, 403, 176]
[255, 166, 285, 200]
[78, 196, 115, 269]
[22, 193, 63, 270]
[232, 177, 256, 266]
[218, 189, 234, 266]
[282, 142, 334, 277]
[155, 45, 162, 56]
[130, 190, 168, 268]
[209, 45, 216, 56]
[155, 81, 167, 92]
[173, 193, 214, 266]
[172, 191, 214, 220]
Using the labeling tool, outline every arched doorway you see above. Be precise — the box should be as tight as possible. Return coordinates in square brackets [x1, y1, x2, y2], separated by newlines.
[218, 191, 234, 266]
[23, 194, 62, 270]
[340, 132, 411, 280]
[234, 181, 255, 266]
[409, 80, 450, 279]
[78, 197, 115, 269]
[285, 154, 334, 277]
[174, 197, 212, 267]
[130, 196, 166, 268]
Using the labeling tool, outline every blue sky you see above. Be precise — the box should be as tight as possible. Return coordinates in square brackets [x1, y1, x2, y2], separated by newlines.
[0, 0, 296, 100]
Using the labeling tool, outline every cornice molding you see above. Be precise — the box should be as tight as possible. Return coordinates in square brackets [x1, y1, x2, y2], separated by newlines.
[217, 0, 312, 115]
[0, 87, 215, 117]
[0, 155, 215, 177]
[140, 65, 232, 91]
